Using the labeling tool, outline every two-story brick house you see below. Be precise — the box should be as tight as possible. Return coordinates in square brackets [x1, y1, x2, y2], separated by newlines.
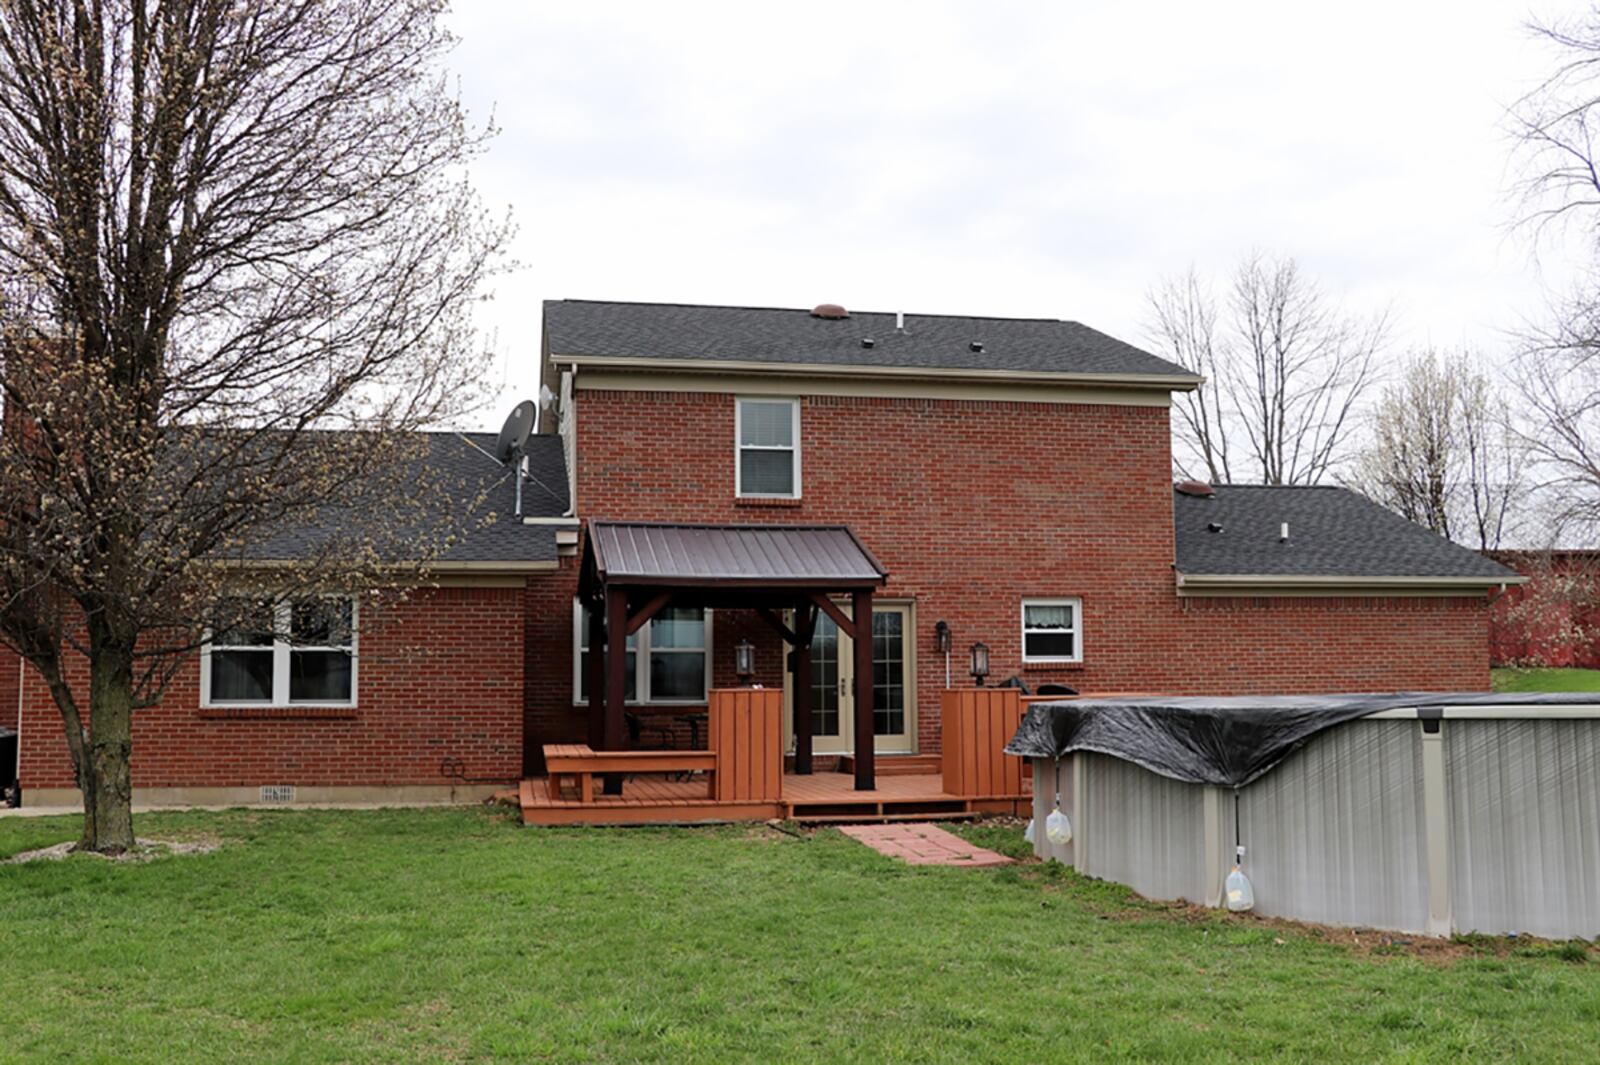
[12, 299, 1518, 806]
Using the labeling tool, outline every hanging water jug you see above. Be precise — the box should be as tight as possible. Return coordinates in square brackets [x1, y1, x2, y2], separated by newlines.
[1225, 865, 1255, 912]
[1023, 818, 1036, 846]
[1045, 806, 1072, 845]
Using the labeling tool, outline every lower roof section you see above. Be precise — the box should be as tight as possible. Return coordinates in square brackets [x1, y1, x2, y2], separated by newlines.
[581, 521, 888, 596]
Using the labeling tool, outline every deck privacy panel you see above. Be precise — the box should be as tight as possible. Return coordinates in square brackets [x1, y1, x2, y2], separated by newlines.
[709, 688, 783, 802]
[1079, 753, 1209, 903]
[1447, 720, 1600, 938]
[942, 689, 1027, 797]
[1239, 720, 1428, 932]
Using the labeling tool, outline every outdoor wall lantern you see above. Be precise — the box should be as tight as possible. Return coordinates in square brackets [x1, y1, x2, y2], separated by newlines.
[934, 619, 951, 655]
[969, 641, 990, 687]
[735, 639, 755, 684]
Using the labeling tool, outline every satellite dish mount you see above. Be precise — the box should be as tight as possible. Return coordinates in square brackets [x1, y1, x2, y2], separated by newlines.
[496, 400, 537, 517]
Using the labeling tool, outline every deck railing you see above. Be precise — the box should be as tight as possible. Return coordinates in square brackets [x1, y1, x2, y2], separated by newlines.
[941, 688, 1029, 798]
[708, 688, 784, 802]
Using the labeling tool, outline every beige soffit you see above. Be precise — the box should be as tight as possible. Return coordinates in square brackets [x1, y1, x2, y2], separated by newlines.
[555, 353, 1202, 391]
[1175, 571, 1526, 597]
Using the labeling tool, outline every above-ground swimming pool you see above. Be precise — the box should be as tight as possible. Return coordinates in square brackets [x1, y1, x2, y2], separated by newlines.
[1009, 693, 1600, 940]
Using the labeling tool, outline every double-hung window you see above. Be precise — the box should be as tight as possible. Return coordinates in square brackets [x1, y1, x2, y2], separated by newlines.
[736, 397, 800, 498]
[574, 603, 710, 704]
[1021, 598, 1082, 664]
[204, 597, 357, 706]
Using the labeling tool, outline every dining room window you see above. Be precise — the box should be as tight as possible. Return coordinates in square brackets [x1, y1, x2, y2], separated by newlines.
[574, 602, 710, 704]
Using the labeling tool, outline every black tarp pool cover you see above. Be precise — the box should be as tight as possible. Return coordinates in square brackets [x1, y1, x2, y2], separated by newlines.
[1003, 691, 1600, 788]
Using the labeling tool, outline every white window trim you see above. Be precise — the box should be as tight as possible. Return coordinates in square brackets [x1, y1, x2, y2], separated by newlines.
[571, 601, 713, 706]
[1021, 597, 1084, 664]
[734, 396, 802, 499]
[200, 598, 359, 708]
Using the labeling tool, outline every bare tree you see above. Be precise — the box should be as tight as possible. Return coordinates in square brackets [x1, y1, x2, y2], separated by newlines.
[1147, 252, 1390, 485]
[1349, 350, 1525, 548]
[0, 0, 507, 852]
[1506, 9, 1600, 545]
[1148, 268, 1231, 484]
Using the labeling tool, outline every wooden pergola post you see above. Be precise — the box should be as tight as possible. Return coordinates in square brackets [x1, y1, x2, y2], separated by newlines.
[851, 588, 875, 791]
[791, 602, 816, 775]
[602, 584, 628, 795]
[585, 605, 605, 749]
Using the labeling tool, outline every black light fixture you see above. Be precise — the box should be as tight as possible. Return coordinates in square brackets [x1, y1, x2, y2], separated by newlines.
[934, 619, 951, 655]
[969, 641, 990, 687]
[735, 639, 755, 684]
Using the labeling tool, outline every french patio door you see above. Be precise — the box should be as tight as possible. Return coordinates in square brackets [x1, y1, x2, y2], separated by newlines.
[784, 602, 914, 755]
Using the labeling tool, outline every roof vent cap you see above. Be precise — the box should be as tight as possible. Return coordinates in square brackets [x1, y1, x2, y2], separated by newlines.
[811, 303, 848, 319]
[969, 340, 984, 353]
[1207, 521, 1224, 534]
[861, 337, 875, 349]
[1175, 480, 1215, 498]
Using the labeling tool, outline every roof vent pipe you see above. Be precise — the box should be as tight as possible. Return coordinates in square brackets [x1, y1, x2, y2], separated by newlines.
[895, 311, 905, 332]
[1280, 522, 1290, 542]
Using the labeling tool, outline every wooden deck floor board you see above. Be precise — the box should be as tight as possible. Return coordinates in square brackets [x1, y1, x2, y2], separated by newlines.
[520, 769, 1030, 825]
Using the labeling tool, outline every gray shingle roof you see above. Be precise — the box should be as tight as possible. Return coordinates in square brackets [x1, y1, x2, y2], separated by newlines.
[544, 299, 1197, 381]
[1173, 484, 1518, 582]
[247, 431, 569, 564]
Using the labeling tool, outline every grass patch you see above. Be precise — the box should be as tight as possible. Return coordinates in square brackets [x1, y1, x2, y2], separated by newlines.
[2, 808, 1596, 1062]
[1492, 666, 1600, 692]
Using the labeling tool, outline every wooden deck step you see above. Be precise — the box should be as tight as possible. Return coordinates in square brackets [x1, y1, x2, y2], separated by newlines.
[788, 810, 980, 826]
[837, 754, 943, 776]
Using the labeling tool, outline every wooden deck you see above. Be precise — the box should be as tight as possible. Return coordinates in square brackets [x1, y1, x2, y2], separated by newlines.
[519, 769, 1031, 826]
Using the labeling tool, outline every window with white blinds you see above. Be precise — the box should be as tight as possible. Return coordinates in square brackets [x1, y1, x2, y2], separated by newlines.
[736, 397, 800, 498]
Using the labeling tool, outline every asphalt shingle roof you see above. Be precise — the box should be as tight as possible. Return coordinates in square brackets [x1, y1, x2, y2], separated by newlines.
[247, 431, 569, 564]
[1173, 484, 1518, 581]
[544, 299, 1197, 381]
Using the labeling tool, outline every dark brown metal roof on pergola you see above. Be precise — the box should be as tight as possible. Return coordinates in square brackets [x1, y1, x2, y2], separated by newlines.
[578, 521, 889, 792]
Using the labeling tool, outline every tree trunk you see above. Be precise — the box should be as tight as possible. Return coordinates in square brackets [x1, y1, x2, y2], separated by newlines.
[78, 639, 135, 854]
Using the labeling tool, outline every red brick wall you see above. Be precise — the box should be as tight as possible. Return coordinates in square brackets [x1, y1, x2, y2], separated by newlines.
[19, 585, 524, 791]
[518, 388, 1491, 764]
[0, 647, 17, 733]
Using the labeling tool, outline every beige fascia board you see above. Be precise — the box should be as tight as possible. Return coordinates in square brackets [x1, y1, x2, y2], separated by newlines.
[563, 365, 1179, 408]
[555, 352, 1202, 393]
[1175, 571, 1524, 597]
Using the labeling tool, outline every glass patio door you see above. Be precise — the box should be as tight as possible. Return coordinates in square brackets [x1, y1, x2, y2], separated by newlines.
[785, 603, 913, 755]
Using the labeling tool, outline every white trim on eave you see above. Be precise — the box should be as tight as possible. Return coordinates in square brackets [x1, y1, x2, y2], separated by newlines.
[1175, 571, 1527, 598]
[552, 352, 1203, 392]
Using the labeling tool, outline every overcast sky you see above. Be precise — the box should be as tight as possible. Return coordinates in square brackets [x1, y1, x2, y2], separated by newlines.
[444, 1, 1587, 428]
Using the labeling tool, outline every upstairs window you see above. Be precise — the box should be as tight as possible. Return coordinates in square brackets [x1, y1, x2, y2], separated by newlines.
[736, 397, 800, 498]
[1021, 599, 1082, 664]
[204, 597, 357, 706]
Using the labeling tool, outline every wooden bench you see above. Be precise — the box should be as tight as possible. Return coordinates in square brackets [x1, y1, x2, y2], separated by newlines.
[543, 743, 718, 803]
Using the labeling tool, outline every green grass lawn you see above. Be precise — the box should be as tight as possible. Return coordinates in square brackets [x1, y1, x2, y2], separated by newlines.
[1492, 666, 1600, 692]
[2, 808, 1596, 1062]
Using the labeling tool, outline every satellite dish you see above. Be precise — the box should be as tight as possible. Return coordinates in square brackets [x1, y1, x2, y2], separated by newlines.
[495, 400, 536, 463]
[539, 383, 557, 409]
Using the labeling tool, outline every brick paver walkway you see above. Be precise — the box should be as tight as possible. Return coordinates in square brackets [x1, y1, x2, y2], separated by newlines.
[837, 822, 1014, 867]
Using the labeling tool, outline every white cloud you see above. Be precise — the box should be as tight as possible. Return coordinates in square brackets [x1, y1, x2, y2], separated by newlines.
[445, 0, 1588, 425]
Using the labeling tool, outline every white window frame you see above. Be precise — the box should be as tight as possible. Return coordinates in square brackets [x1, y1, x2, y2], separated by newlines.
[572, 601, 713, 706]
[735, 396, 802, 499]
[1021, 598, 1083, 664]
[200, 597, 359, 708]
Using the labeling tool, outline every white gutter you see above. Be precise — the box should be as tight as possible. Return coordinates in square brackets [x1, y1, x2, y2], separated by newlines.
[1176, 571, 1527, 593]
[552, 352, 1203, 392]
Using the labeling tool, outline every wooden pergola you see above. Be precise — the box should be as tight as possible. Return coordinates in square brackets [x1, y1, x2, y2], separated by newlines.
[577, 521, 889, 793]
